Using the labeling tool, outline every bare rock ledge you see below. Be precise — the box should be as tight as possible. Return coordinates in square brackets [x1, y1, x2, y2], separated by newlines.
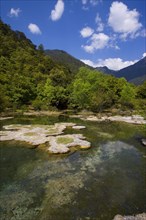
[70, 115, 146, 125]
[0, 123, 91, 154]
[113, 213, 146, 220]
[0, 117, 14, 120]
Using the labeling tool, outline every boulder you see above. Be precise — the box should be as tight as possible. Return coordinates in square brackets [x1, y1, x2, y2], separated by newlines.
[142, 139, 146, 146]
[113, 213, 146, 220]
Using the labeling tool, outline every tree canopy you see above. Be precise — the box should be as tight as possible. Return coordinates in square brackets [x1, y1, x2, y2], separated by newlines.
[0, 19, 145, 112]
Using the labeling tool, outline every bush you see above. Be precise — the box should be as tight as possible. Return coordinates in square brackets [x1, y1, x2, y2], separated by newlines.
[32, 99, 45, 111]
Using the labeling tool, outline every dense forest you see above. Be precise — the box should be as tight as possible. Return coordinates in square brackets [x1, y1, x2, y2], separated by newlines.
[0, 20, 146, 112]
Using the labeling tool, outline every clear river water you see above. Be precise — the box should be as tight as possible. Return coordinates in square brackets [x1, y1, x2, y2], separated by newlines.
[0, 114, 146, 220]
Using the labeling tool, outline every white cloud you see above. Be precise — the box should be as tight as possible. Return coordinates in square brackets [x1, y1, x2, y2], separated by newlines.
[81, 58, 138, 71]
[95, 13, 104, 32]
[90, 0, 99, 6]
[108, 1, 142, 39]
[82, 33, 109, 53]
[108, 34, 120, 50]
[140, 29, 146, 37]
[82, 0, 102, 8]
[9, 8, 21, 17]
[96, 58, 138, 70]
[80, 59, 97, 67]
[82, 45, 94, 53]
[80, 26, 94, 38]
[142, 53, 146, 58]
[50, 0, 64, 21]
[28, 23, 42, 35]
[82, 0, 88, 4]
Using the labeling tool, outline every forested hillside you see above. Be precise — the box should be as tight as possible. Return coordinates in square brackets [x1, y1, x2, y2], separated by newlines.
[0, 20, 72, 111]
[45, 49, 90, 74]
[0, 20, 146, 112]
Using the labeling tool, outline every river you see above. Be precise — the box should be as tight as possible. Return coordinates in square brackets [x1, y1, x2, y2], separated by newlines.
[0, 114, 146, 220]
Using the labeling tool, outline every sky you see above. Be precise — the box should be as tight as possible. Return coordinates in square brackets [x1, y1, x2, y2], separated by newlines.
[1, 0, 146, 70]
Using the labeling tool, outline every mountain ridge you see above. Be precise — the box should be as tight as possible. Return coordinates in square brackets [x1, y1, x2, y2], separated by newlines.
[95, 66, 116, 75]
[45, 49, 92, 73]
[1, 19, 145, 112]
[46, 49, 146, 85]
[115, 57, 146, 83]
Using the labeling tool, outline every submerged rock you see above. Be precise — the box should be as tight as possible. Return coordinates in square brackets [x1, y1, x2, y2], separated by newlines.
[97, 131, 114, 138]
[113, 213, 146, 220]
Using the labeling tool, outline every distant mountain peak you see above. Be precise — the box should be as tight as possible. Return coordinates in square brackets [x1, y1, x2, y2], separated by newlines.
[95, 58, 146, 85]
[95, 66, 116, 75]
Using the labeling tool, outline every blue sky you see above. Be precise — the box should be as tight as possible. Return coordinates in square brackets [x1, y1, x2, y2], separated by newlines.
[1, 0, 146, 70]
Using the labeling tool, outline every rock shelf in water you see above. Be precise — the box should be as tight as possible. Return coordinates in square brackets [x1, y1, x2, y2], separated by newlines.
[0, 123, 91, 153]
[70, 115, 146, 125]
[113, 213, 146, 220]
[48, 134, 90, 153]
[0, 116, 14, 120]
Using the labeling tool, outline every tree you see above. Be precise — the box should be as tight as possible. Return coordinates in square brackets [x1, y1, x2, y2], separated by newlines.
[43, 78, 68, 109]
[137, 81, 146, 99]
[38, 44, 44, 55]
[120, 84, 136, 108]
[70, 67, 109, 111]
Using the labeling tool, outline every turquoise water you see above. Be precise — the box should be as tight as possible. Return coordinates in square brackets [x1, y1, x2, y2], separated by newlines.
[0, 115, 146, 220]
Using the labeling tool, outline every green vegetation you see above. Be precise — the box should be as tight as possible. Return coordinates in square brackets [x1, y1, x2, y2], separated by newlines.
[45, 49, 89, 74]
[57, 137, 74, 144]
[70, 67, 145, 112]
[0, 20, 146, 113]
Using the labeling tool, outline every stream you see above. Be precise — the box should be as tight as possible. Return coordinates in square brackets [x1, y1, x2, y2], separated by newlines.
[0, 114, 146, 220]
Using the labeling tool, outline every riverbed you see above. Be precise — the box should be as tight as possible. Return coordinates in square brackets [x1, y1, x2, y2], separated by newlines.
[0, 114, 146, 220]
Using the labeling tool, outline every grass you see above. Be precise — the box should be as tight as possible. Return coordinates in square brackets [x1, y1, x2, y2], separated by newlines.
[45, 128, 59, 135]
[57, 136, 74, 144]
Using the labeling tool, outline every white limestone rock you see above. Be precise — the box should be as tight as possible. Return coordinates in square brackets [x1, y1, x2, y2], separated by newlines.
[113, 213, 146, 220]
[0, 123, 91, 153]
[82, 115, 146, 124]
[48, 134, 91, 154]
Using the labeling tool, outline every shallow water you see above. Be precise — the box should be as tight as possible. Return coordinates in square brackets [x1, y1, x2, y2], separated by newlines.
[0, 115, 146, 220]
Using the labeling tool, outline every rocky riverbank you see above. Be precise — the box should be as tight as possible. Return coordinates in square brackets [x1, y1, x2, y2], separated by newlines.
[70, 114, 146, 125]
[0, 116, 14, 120]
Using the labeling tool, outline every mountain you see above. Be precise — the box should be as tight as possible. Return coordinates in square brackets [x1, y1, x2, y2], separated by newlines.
[1, 19, 145, 113]
[45, 49, 91, 73]
[95, 66, 116, 75]
[45, 49, 146, 85]
[129, 74, 146, 85]
[96, 58, 146, 85]
[115, 57, 146, 83]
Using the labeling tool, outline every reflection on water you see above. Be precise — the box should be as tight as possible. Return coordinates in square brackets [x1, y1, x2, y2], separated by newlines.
[0, 115, 146, 220]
